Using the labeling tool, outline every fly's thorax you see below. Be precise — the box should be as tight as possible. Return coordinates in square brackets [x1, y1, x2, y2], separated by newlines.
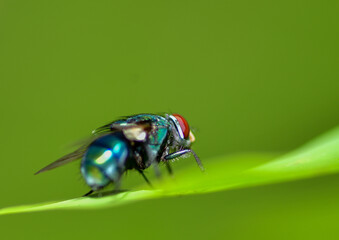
[80, 133, 132, 190]
[128, 114, 171, 167]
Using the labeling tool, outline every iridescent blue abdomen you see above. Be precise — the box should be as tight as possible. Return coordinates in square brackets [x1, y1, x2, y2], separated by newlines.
[80, 133, 130, 190]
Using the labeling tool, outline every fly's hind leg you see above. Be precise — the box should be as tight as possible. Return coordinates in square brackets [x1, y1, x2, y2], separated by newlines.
[83, 190, 94, 197]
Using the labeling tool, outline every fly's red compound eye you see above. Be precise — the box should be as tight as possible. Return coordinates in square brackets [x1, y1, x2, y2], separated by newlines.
[172, 114, 190, 139]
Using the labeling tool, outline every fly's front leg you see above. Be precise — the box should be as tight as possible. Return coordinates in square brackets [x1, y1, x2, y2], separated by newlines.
[164, 149, 204, 171]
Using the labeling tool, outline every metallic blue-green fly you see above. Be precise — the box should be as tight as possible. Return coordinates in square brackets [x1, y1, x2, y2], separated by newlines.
[35, 113, 203, 196]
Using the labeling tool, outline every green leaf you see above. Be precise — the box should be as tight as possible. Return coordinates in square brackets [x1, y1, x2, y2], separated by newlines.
[1, 126, 339, 216]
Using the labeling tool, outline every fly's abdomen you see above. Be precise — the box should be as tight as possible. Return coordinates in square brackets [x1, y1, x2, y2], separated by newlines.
[81, 133, 130, 190]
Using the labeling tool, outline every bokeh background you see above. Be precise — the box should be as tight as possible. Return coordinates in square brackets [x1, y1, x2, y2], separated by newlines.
[1, 0, 339, 239]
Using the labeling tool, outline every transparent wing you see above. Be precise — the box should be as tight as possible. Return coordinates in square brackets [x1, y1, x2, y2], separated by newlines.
[34, 133, 111, 175]
[34, 146, 87, 175]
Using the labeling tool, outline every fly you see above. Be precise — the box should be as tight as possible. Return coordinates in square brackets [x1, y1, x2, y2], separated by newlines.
[35, 113, 203, 196]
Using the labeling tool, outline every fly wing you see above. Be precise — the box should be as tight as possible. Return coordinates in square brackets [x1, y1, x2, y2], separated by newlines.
[34, 132, 111, 175]
[34, 146, 87, 175]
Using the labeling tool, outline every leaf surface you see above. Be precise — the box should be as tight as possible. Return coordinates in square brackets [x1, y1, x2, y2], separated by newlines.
[2, 126, 339, 215]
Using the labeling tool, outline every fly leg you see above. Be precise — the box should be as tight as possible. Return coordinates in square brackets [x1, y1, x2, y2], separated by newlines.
[83, 173, 122, 197]
[165, 149, 204, 171]
[137, 169, 153, 188]
[83, 190, 94, 197]
[152, 161, 161, 178]
[165, 162, 173, 176]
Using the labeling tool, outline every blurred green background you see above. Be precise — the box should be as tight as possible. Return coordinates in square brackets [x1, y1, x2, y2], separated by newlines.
[1, 0, 339, 239]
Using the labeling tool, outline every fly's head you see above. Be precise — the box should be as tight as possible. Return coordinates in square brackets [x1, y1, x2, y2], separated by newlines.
[167, 113, 195, 150]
